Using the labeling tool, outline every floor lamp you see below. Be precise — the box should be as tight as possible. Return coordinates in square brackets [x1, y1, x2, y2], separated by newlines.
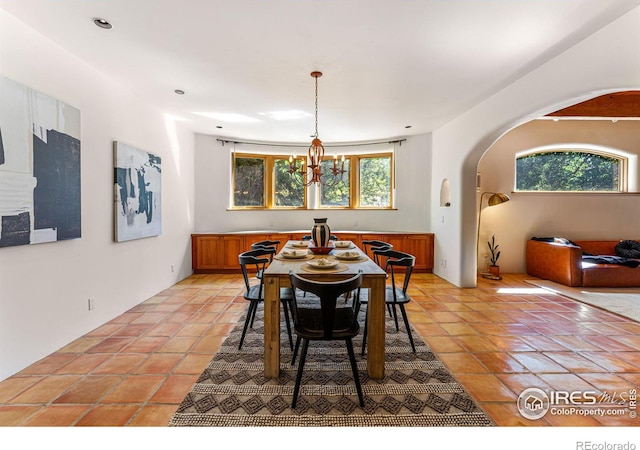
[477, 192, 510, 278]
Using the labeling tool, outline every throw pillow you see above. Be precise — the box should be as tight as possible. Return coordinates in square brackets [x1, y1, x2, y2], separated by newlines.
[614, 240, 640, 259]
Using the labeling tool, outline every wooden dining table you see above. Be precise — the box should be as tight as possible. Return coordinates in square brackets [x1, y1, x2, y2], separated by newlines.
[262, 240, 388, 379]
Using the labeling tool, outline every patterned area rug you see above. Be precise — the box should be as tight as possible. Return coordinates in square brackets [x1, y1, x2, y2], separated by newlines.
[169, 298, 493, 427]
[525, 279, 640, 322]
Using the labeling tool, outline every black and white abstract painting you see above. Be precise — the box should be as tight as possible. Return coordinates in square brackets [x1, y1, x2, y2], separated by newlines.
[0, 76, 81, 248]
[114, 141, 162, 242]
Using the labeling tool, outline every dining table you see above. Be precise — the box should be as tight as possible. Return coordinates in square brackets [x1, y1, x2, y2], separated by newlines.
[262, 240, 388, 379]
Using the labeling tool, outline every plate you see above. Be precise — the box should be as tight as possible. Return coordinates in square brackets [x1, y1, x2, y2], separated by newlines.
[290, 241, 310, 248]
[280, 250, 308, 259]
[333, 241, 352, 248]
[334, 251, 361, 260]
[307, 258, 340, 269]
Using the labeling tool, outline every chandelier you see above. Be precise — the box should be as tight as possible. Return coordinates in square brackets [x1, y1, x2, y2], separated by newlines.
[288, 71, 345, 186]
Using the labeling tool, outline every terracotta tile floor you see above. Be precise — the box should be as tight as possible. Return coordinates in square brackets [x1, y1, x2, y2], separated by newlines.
[1, 273, 639, 427]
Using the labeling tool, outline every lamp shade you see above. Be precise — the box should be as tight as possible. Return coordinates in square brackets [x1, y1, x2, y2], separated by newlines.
[487, 193, 510, 206]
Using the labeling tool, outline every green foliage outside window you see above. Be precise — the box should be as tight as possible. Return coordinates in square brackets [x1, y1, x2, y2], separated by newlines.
[516, 151, 620, 191]
[274, 159, 304, 207]
[359, 156, 391, 207]
[234, 157, 264, 206]
[320, 159, 351, 206]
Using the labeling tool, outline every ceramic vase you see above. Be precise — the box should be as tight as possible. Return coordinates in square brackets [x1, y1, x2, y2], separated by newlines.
[311, 218, 331, 247]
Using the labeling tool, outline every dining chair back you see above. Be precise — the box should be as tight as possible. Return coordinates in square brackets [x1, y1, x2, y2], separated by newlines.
[361, 249, 416, 355]
[238, 248, 294, 351]
[301, 234, 338, 241]
[250, 239, 281, 252]
[288, 270, 365, 408]
[361, 240, 393, 267]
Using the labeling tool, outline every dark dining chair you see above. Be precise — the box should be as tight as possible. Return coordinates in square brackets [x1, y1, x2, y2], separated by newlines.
[238, 249, 294, 351]
[288, 270, 365, 408]
[250, 240, 281, 279]
[361, 240, 393, 267]
[251, 239, 281, 252]
[360, 249, 416, 355]
[301, 234, 338, 241]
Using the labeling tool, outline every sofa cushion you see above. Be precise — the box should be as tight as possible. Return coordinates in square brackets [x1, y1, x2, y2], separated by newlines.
[614, 240, 640, 259]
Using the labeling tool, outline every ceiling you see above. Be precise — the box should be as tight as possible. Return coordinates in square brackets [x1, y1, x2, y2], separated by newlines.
[2, 0, 639, 144]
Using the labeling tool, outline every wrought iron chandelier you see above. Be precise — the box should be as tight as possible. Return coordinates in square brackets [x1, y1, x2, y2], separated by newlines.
[288, 71, 345, 186]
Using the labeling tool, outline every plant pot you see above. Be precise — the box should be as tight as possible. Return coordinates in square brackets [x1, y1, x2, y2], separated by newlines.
[488, 265, 500, 277]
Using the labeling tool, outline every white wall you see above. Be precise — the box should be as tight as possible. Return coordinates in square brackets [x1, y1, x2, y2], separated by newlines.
[431, 5, 640, 287]
[478, 119, 640, 274]
[194, 133, 432, 233]
[0, 11, 195, 380]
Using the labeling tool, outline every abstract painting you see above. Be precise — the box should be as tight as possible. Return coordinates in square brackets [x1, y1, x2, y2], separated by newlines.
[114, 141, 162, 242]
[0, 76, 81, 248]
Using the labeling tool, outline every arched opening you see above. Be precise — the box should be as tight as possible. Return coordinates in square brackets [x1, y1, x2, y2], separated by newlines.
[475, 90, 640, 277]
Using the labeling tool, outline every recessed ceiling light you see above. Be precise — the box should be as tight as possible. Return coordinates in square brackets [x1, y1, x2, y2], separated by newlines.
[174, 89, 185, 95]
[93, 18, 112, 29]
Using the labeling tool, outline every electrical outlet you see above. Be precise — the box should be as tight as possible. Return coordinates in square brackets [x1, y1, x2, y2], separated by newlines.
[440, 259, 447, 268]
[171, 264, 175, 273]
[88, 298, 95, 310]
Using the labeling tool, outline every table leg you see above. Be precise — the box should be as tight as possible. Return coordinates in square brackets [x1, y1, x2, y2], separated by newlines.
[264, 275, 281, 378]
[366, 276, 386, 379]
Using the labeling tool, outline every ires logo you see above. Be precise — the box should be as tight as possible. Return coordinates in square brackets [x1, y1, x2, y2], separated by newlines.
[518, 388, 638, 420]
[517, 388, 550, 420]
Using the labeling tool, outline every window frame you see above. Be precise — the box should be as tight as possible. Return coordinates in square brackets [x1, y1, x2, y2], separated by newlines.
[356, 152, 394, 209]
[230, 150, 395, 210]
[514, 147, 628, 193]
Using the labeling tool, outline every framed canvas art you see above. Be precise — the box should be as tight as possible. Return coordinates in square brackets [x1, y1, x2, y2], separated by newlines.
[0, 76, 81, 248]
[114, 141, 162, 242]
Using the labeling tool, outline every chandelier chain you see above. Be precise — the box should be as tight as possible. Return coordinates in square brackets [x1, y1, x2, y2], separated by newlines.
[314, 75, 319, 138]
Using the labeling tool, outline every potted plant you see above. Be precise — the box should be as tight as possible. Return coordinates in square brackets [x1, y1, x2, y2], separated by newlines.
[487, 234, 501, 277]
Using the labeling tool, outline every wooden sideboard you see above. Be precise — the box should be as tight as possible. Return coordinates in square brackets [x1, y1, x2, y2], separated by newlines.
[192, 231, 434, 273]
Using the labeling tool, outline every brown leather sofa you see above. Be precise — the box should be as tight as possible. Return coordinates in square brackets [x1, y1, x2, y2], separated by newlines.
[526, 239, 640, 287]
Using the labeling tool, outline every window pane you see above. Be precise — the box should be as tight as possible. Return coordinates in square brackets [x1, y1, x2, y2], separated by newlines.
[359, 156, 391, 207]
[319, 159, 350, 207]
[233, 157, 264, 206]
[274, 158, 304, 207]
[516, 151, 620, 191]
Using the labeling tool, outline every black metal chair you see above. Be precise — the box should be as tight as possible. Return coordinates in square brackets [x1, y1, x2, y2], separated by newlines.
[238, 249, 294, 351]
[250, 240, 281, 279]
[250, 239, 281, 252]
[360, 249, 416, 355]
[288, 270, 365, 408]
[301, 234, 338, 241]
[361, 240, 393, 267]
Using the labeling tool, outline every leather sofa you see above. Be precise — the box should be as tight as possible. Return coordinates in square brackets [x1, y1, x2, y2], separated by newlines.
[526, 239, 640, 287]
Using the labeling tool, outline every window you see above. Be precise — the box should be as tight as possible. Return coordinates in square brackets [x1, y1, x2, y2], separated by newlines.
[358, 155, 392, 207]
[273, 158, 305, 207]
[232, 153, 307, 209]
[233, 156, 265, 207]
[319, 158, 351, 207]
[515, 150, 625, 192]
[231, 151, 394, 209]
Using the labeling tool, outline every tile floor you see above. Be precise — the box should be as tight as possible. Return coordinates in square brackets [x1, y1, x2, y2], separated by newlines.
[0, 273, 639, 427]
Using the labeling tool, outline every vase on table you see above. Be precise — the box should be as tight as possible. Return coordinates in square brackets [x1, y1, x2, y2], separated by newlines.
[311, 218, 331, 247]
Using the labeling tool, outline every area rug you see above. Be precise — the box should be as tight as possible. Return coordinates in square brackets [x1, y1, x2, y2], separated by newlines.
[169, 300, 493, 427]
[525, 279, 640, 322]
